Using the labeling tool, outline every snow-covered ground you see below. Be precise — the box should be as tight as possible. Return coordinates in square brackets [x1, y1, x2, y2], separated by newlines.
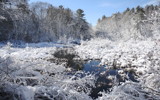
[0, 42, 95, 100]
[0, 38, 160, 100]
[75, 38, 160, 99]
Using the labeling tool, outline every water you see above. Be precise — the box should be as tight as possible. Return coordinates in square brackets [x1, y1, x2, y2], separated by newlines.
[81, 60, 138, 99]
[51, 50, 138, 99]
[59, 59, 138, 99]
[83, 60, 106, 73]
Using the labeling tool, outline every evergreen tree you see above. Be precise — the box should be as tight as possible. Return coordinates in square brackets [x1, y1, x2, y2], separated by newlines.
[131, 8, 135, 13]
[102, 15, 107, 21]
[59, 5, 64, 10]
[123, 7, 130, 14]
[136, 6, 145, 19]
[76, 9, 85, 19]
[136, 6, 144, 13]
[97, 18, 101, 23]
[126, 8, 130, 11]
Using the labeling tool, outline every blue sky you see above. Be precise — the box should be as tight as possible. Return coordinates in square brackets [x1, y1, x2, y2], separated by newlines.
[29, 0, 158, 25]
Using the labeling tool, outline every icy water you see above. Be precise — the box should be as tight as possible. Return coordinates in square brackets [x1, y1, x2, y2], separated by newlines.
[52, 49, 138, 99]
[83, 60, 138, 99]
[83, 60, 138, 82]
[83, 60, 106, 73]
[70, 60, 139, 99]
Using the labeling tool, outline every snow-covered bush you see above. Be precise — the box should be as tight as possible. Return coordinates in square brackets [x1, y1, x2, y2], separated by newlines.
[0, 45, 97, 100]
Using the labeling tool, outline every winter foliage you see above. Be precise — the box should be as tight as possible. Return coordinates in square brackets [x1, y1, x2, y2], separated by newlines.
[0, 0, 160, 100]
[76, 38, 160, 99]
[0, 36, 160, 100]
[95, 5, 160, 41]
[0, 0, 91, 42]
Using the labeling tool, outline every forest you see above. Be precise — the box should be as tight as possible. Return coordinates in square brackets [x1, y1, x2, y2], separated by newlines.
[0, 0, 91, 43]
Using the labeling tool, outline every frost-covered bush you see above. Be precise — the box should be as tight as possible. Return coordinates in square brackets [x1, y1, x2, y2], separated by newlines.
[51, 48, 84, 70]
[97, 81, 160, 100]
[75, 38, 160, 99]
[0, 57, 17, 84]
[0, 38, 160, 100]
[0, 45, 97, 100]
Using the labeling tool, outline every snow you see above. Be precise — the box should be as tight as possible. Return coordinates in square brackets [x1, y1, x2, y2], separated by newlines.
[0, 15, 7, 20]
[0, 42, 95, 100]
[75, 38, 160, 99]
[0, 38, 160, 100]
[76, 38, 160, 73]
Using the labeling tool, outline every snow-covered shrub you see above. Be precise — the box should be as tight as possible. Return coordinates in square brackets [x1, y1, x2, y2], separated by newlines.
[97, 81, 160, 100]
[51, 48, 84, 70]
[75, 38, 160, 99]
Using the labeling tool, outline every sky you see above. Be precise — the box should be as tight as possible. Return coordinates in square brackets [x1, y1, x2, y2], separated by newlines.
[29, 0, 159, 25]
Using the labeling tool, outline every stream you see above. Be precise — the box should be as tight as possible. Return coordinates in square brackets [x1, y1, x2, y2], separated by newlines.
[51, 49, 139, 99]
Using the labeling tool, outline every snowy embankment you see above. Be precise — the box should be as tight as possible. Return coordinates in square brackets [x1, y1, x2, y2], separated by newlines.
[0, 38, 160, 100]
[75, 38, 160, 99]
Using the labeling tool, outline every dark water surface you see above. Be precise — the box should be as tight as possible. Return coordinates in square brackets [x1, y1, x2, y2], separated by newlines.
[52, 50, 138, 99]
[80, 60, 138, 99]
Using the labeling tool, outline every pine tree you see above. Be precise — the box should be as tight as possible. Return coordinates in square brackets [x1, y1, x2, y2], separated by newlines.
[59, 5, 64, 10]
[97, 18, 101, 23]
[136, 6, 145, 19]
[124, 8, 130, 14]
[76, 9, 85, 19]
[102, 15, 107, 20]
[131, 8, 135, 13]
[136, 6, 144, 13]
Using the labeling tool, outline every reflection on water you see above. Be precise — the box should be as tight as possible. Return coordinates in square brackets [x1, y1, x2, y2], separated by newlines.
[83, 60, 106, 73]
[81, 60, 138, 99]
[52, 50, 138, 99]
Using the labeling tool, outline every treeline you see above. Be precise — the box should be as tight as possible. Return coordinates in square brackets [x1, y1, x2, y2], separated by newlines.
[95, 5, 160, 41]
[0, 0, 91, 43]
